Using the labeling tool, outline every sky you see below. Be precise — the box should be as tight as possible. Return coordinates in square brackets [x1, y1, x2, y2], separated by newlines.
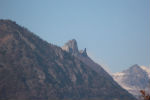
[0, 0, 149, 73]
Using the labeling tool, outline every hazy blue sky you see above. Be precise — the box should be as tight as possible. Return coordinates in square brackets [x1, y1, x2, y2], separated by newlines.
[0, 0, 149, 73]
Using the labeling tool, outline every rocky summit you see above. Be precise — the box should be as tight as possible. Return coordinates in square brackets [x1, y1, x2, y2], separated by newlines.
[0, 20, 136, 100]
[62, 39, 79, 55]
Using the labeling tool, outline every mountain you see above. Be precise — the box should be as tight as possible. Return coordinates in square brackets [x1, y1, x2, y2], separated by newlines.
[113, 64, 150, 98]
[0, 19, 136, 100]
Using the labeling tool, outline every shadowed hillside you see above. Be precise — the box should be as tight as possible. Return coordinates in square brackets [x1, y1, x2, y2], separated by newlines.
[0, 20, 136, 100]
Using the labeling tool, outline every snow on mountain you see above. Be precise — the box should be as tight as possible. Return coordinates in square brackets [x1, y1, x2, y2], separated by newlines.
[141, 66, 150, 78]
[112, 64, 150, 98]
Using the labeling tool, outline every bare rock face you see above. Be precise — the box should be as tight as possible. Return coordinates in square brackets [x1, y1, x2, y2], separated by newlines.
[80, 48, 87, 57]
[62, 39, 79, 55]
[0, 20, 136, 100]
[62, 39, 88, 57]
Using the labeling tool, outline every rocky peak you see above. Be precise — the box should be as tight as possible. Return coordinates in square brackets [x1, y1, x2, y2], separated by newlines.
[62, 39, 89, 57]
[130, 64, 141, 70]
[131, 64, 140, 68]
[62, 39, 79, 55]
[123, 64, 143, 74]
[80, 48, 87, 57]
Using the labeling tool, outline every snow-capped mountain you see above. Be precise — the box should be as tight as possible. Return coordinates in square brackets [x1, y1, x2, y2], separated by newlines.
[112, 64, 150, 98]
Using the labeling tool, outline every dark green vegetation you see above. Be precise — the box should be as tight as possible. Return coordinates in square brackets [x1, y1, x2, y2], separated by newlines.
[0, 20, 136, 100]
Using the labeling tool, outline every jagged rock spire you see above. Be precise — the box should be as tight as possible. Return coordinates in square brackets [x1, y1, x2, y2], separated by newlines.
[62, 39, 79, 55]
[62, 39, 88, 57]
[80, 48, 87, 57]
[62, 39, 87, 57]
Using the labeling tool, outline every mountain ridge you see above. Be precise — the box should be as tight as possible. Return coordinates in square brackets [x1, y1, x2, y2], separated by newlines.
[0, 20, 136, 100]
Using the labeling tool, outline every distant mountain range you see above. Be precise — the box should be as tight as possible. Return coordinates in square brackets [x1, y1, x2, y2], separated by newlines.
[0, 19, 136, 100]
[113, 64, 150, 98]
